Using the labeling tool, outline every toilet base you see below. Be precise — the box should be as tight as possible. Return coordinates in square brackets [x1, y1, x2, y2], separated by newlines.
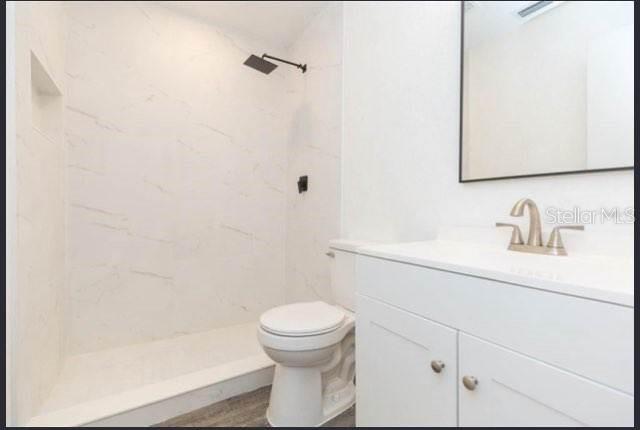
[266, 381, 355, 427]
[264, 331, 356, 427]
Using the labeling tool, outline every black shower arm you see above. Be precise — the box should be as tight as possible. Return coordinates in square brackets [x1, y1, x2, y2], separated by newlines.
[262, 54, 307, 73]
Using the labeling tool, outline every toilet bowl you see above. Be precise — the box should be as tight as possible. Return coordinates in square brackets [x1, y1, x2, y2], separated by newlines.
[257, 239, 371, 427]
[258, 302, 355, 427]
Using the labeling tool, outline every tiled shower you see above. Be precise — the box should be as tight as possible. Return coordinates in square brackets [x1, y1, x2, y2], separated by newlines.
[8, 1, 342, 425]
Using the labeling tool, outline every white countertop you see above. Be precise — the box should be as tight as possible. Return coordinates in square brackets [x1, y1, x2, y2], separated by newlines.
[357, 240, 634, 307]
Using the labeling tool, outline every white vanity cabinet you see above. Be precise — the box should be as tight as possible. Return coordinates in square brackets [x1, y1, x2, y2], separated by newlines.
[458, 333, 633, 427]
[355, 252, 634, 427]
[356, 295, 457, 426]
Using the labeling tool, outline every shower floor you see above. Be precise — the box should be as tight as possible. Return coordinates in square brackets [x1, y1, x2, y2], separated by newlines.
[28, 322, 274, 426]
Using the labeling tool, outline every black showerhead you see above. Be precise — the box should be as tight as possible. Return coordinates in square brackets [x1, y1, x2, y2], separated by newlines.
[243, 54, 278, 74]
[243, 53, 306, 74]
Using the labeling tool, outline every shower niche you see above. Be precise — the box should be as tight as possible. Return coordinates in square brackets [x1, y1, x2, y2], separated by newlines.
[30, 51, 62, 140]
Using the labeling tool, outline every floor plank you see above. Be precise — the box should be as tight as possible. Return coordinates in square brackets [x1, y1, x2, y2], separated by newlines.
[154, 385, 355, 427]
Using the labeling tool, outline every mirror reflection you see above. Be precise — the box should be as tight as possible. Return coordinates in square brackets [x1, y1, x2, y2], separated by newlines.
[461, 1, 634, 181]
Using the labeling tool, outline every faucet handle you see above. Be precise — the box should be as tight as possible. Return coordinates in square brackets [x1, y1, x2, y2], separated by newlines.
[496, 222, 524, 245]
[546, 225, 584, 251]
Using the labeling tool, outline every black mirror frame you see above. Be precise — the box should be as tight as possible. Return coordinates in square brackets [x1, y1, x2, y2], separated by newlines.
[458, 1, 634, 183]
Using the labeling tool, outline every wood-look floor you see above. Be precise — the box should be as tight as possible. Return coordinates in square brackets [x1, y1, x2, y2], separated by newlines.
[154, 385, 355, 427]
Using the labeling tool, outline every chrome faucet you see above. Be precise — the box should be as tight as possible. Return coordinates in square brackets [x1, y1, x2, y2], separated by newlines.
[496, 198, 583, 256]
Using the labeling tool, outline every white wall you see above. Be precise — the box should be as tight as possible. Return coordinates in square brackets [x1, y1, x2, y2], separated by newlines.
[13, 1, 67, 424]
[64, 2, 295, 354]
[285, 2, 343, 304]
[342, 1, 633, 243]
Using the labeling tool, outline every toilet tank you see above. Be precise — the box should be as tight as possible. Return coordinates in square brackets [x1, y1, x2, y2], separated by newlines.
[329, 240, 375, 311]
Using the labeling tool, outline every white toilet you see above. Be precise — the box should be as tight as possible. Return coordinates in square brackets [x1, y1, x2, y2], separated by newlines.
[257, 240, 368, 427]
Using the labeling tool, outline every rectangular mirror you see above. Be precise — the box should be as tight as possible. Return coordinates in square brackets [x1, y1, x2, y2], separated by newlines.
[460, 1, 634, 182]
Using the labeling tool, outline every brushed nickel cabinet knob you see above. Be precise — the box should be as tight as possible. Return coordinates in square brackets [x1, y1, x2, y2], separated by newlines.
[462, 375, 478, 390]
[430, 360, 445, 373]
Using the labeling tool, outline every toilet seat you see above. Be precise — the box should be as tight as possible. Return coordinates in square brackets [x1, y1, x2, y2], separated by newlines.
[258, 307, 355, 352]
[260, 301, 345, 337]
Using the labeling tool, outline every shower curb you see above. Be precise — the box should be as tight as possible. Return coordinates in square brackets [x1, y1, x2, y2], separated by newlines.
[27, 355, 275, 427]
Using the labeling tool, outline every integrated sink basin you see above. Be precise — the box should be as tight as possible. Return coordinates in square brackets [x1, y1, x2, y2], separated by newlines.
[357, 240, 633, 307]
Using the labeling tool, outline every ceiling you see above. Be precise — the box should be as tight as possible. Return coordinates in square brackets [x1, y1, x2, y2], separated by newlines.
[161, 1, 330, 48]
[465, 1, 566, 49]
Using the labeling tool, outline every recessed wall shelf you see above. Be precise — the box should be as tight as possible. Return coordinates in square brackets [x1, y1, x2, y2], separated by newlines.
[30, 51, 63, 141]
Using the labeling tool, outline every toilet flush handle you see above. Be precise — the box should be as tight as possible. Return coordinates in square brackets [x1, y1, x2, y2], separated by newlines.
[325, 251, 335, 258]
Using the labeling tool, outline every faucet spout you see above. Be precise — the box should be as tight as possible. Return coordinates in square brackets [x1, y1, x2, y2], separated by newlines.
[510, 198, 543, 246]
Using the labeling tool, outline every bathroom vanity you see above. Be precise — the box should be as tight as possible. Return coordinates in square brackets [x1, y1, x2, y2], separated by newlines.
[354, 240, 633, 427]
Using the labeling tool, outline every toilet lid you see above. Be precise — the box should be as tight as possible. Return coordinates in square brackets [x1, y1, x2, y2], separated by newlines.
[260, 301, 345, 337]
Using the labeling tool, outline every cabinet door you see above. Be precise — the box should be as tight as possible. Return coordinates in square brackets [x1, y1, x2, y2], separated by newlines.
[356, 294, 457, 427]
[459, 333, 634, 427]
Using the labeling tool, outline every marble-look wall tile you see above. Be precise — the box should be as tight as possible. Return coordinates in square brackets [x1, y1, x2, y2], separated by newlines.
[65, 3, 292, 354]
[13, 1, 67, 424]
[285, 3, 343, 304]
